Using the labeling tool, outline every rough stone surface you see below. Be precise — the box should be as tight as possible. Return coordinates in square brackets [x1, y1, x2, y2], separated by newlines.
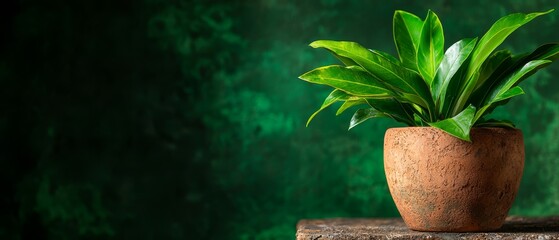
[296, 217, 559, 240]
[384, 127, 524, 231]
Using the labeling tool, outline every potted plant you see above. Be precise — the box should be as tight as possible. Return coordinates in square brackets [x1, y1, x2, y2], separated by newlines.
[299, 9, 559, 232]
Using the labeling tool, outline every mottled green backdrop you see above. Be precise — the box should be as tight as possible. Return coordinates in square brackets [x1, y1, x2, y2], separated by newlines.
[2, 0, 559, 239]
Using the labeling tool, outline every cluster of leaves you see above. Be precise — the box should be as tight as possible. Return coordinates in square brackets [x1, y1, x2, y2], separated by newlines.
[300, 9, 559, 141]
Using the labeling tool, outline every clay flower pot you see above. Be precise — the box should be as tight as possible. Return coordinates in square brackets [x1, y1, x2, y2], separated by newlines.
[384, 127, 524, 232]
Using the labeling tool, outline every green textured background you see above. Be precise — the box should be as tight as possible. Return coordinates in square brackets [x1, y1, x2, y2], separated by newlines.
[2, 0, 559, 239]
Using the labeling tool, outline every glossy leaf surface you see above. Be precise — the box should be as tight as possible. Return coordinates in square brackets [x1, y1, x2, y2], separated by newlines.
[306, 89, 350, 126]
[475, 50, 512, 91]
[468, 43, 558, 108]
[366, 98, 415, 126]
[428, 105, 476, 141]
[301, 9, 558, 141]
[453, 10, 554, 113]
[310, 40, 434, 109]
[432, 38, 477, 112]
[299, 65, 394, 97]
[467, 10, 553, 80]
[349, 108, 389, 130]
[370, 49, 401, 66]
[417, 10, 444, 84]
[473, 60, 551, 122]
[393, 10, 424, 70]
[336, 98, 367, 115]
[486, 60, 549, 102]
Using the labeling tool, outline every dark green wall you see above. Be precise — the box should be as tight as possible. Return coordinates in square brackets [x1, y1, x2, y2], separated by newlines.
[1, 0, 559, 239]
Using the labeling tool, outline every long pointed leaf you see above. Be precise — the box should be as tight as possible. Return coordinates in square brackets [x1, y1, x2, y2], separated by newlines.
[306, 89, 350, 126]
[493, 86, 525, 102]
[439, 60, 473, 118]
[336, 98, 368, 116]
[428, 105, 476, 141]
[366, 98, 415, 126]
[349, 108, 389, 130]
[310, 40, 434, 110]
[475, 118, 515, 128]
[469, 43, 558, 108]
[467, 10, 553, 80]
[417, 10, 445, 84]
[467, 51, 514, 109]
[413, 113, 429, 126]
[484, 43, 558, 84]
[538, 43, 559, 60]
[393, 10, 424, 70]
[475, 49, 513, 91]
[432, 38, 477, 112]
[321, 49, 359, 66]
[333, 54, 359, 66]
[453, 10, 553, 114]
[299, 65, 394, 97]
[369, 49, 401, 66]
[487, 60, 550, 101]
[472, 87, 526, 124]
[473, 60, 551, 122]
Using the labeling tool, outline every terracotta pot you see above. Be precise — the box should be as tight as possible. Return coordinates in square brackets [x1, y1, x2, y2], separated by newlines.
[384, 127, 524, 232]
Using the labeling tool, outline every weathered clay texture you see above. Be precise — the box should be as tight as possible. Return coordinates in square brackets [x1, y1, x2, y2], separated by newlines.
[384, 127, 524, 232]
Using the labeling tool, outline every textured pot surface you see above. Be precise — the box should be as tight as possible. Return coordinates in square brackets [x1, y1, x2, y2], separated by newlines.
[384, 127, 524, 232]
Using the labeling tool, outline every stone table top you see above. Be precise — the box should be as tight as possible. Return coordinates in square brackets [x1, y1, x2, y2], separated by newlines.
[296, 217, 559, 239]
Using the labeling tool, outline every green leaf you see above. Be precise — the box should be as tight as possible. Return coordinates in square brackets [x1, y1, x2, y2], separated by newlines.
[306, 89, 350, 126]
[299, 65, 394, 97]
[475, 50, 513, 91]
[428, 105, 476, 141]
[478, 44, 558, 94]
[334, 54, 359, 66]
[472, 87, 525, 123]
[301, 10, 558, 132]
[432, 38, 477, 112]
[467, 10, 553, 80]
[473, 60, 551, 122]
[538, 43, 559, 60]
[475, 118, 515, 128]
[493, 85, 525, 102]
[487, 60, 550, 101]
[393, 10, 424, 70]
[326, 49, 359, 66]
[349, 108, 389, 130]
[417, 10, 444, 84]
[413, 113, 429, 126]
[469, 44, 558, 109]
[369, 49, 401, 66]
[366, 98, 415, 126]
[452, 10, 553, 115]
[336, 98, 368, 115]
[309, 40, 434, 110]
[438, 57, 471, 118]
